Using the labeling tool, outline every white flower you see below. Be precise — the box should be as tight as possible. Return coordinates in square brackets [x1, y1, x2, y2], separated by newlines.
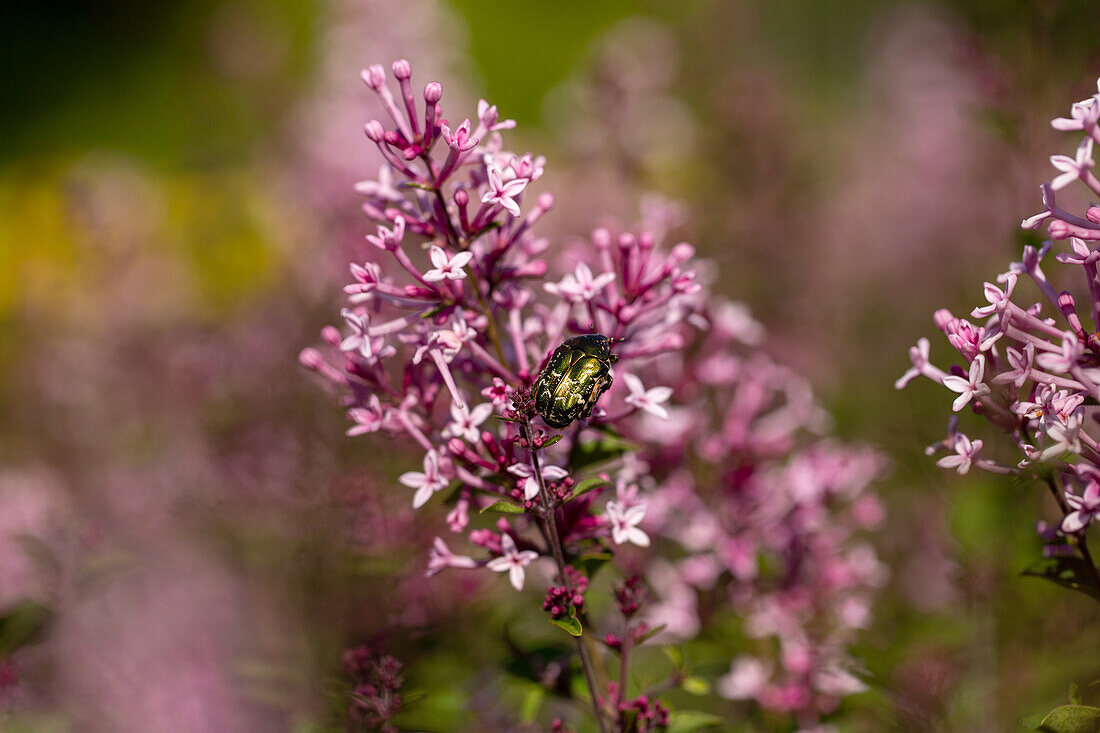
[481, 164, 528, 217]
[426, 537, 477, 577]
[339, 308, 372, 358]
[486, 534, 539, 590]
[941, 354, 990, 412]
[507, 463, 568, 501]
[443, 402, 493, 443]
[543, 262, 615, 304]
[399, 451, 449, 509]
[605, 500, 650, 547]
[1050, 136, 1095, 191]
[423, 246, 473, 283]
[935, 433, 983, 475]
[623, 373, 673, 420]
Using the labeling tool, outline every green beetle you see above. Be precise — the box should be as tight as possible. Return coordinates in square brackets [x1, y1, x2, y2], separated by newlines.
[534, 334, 618, 429]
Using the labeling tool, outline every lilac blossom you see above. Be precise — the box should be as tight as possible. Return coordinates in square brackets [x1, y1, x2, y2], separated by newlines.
[304, 60, 884, 731]
[899, 76, 1100, 593]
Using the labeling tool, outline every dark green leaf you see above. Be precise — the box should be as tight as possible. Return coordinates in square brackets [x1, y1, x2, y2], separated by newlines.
[666, 710, 724, 733]
[1037, 705, 1100, 733]
[576, 551, 613, 578]
[570, 429, 637, 471]
[570, 477, 611, 500]
[480, 500, 526, 515]
[1072, 683, 1083, 706]
[1022, 556, 1100, 602]
[0, 601, 53, 656]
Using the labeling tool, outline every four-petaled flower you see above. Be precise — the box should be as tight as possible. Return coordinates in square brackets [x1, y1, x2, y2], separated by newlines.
[440, 118, 479, 152]
[895, 338, 931, 389]
[423, 246, 473, 283]
[1063, 481, 1100, 533]
[605, 500, 651, 547]
[400, 450, 449, 508]
[443, 401, 493, 443]
[481, 165, 528, 217]
[340, 308, 373, 358]
[507, 462, 569, 501]
[942, 354, 990, 412]
[544, 262, 616, 304]
[935, 433, 983, 475]
[347, 395, 386, 436]
[486, 534, 539, 590]
[623, 373, 673, 420]
[1050, 136, 1095, 190]
[426, 537, 478, 577]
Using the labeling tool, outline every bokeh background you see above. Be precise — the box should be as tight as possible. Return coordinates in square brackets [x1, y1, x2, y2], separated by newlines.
[3, 0, 1100, 730]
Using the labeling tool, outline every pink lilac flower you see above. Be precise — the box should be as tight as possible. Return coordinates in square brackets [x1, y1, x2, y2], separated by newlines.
[304, 60, 883, 729]
[900, 76, 1100, 594]
[605, 500, 650, 547]
[422, 245, 473, 282]
[622, 373, 672, 420]
[486, 534, 539, 591]
[426, 537, 477, 576]
[399, 451, 448, 509]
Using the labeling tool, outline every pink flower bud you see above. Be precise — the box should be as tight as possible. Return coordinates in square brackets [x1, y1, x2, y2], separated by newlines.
[364, 120, 385, 142]
[392, 59, 411, 79]
[362, 64, 386, 90]
[298, 348, 325, 370]
[423, 81, 442, 103]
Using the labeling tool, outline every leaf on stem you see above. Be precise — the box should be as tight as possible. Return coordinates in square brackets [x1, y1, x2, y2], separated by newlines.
[1034, 705, 1100, 733]
[570, 477, 611, 500]
[549, 608, 582, 637]
[1022, 556, 1100, 602]
[666, 710, 724, 732]
[480, 500, 526, 515]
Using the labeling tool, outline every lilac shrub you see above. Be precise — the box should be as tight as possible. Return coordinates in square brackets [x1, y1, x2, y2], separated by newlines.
[304, 60, 884, 731]
[898, 79, 1100, 598]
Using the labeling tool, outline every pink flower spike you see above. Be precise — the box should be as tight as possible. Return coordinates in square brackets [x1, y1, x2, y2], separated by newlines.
[486, 534, 539, 590]
[423, 246, 473, 282]
[942, 354, 990, 412]
[543, 262, 616, 304]
[481, 165, 528, 217]
[605, 500, 650, 547]
[623, 373, 673, 420]
[339, 308, 373, 358]
[936, 434, 983, 475]
[992, 343, 1035, 389]
[1063, 481, 1100, 533]
[426, 537, 477, 577]
[399, 451, 449, 509]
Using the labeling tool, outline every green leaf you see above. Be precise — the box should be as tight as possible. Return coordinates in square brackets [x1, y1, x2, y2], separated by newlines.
[520, 684, 545, 723]
[570, 429, 637, 471]
[549, 610, 582, 637]
[666, 710, 724, 733]
[570, 477, 611, 500]
[0, 601, 53, 656]
[1072, 683, 1083, 706]
[480, 500, 526, 515]
[1022, 556, 1100, 602]
[662, 645, 684, 670]
[634, 623, 668, 647]
[576, 551, 613, 578]
[541, 434, 563, 448]
[1036, 705, 1100, 733]
[681, 676, 710, 696]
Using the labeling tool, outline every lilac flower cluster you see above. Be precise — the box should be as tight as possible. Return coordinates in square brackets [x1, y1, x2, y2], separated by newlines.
[898, 78, 1100, 588]
[303, 59, 883, 731]
[628, 307, 886, 726]
[343, 645, 405, 732]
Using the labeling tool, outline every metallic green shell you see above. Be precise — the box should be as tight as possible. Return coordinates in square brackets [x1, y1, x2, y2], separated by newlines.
[533, 335, 616, 429]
